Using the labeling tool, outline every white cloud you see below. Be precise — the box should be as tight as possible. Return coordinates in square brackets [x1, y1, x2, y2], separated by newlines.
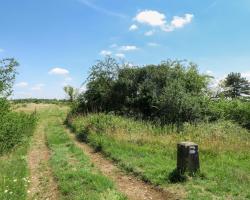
[49, 67, 69, 76]
[144, 30, 155, 36]
[171, 14, 194, 28]
[115, 53, 125, 58]
[134, 10, 166, 26]
[119, 45, 138, 51]
[129, 24, 138, 31]
[15, 82, 28, 88]
[133, 10, 194, 33]
[0, 48, 4, 53]
[147, 42, 160, 47]
[100, 50, 112, 56]
[31, 84, 45, 91]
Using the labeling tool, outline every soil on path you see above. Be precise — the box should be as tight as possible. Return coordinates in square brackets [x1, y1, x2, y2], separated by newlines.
[66, 129, 178, 200]
[27, 120, 59, 200]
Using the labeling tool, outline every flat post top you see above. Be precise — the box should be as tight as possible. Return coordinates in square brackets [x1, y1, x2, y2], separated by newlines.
[178, 142, 198, 147]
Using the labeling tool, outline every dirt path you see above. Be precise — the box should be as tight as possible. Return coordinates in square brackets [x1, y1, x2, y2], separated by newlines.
[66, 129, 176, 200]
[27, 120, 59, 200]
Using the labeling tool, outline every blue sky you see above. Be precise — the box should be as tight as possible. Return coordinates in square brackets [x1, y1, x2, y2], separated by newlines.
[0, 0, 250, 99]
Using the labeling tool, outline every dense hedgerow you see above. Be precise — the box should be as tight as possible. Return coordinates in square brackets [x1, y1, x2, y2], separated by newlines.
[208, 99, 250, 129]
[0, 99, 37, 154]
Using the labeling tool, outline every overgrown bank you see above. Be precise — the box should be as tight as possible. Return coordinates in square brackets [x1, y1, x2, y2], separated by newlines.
[67, 113, 250, 199]
[0, 99, 37, 155]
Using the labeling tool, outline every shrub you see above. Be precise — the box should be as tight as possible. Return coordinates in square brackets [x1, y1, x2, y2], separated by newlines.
[208, 99, 250, 129]
[0, 111, 37, 154]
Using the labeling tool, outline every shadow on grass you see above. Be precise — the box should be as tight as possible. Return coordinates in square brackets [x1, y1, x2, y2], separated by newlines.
[168, 169, 188, 183]
[168, 169, 206, 183]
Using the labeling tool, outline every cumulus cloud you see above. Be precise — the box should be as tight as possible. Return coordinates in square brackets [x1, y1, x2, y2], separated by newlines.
[133, 10, 194, 33]
[119, 45, 138, 51]
[15, 82, 28, 88]
[134, 10, 166, 26]
[129, 24, 138, 31]
[31, 84, 45, 91]
[171, 14, 194, 28]
[115, 53, 125, 58]
[49, 67, 69, 76]
[100, 50, 112, 56]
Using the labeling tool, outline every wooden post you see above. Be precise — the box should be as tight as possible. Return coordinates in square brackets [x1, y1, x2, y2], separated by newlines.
[177, 142, 199, 174]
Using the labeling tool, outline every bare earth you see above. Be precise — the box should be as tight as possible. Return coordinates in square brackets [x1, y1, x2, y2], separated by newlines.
[27, 120, 59, 200]
[67, 129, 177, 200]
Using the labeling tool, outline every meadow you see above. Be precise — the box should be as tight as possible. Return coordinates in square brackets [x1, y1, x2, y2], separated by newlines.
[68, 113, 250, 199]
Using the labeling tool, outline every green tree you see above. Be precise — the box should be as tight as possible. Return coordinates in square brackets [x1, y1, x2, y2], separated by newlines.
[0, 58, 19, 97]
[78, 58, 210, 125]
[63, 85, 78, 102]
[84, 56, 120, 112]
[223, 72, 250, 98]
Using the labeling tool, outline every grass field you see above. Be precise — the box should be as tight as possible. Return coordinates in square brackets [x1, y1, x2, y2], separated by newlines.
[68, 113, 250, 200]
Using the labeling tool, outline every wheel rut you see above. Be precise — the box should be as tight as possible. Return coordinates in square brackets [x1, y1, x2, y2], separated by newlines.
[66, 129, 176, 200]
[27, 120, 59, 200]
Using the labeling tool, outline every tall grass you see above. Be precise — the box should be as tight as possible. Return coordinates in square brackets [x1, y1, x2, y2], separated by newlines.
[68, 113, 250, 199]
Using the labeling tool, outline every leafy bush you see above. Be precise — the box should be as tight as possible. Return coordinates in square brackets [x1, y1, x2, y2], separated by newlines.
[208, 99, 250, 129]
[0, 111, 37, 154]
[0, 98, 10, 115]
[76, 58, 211, 125]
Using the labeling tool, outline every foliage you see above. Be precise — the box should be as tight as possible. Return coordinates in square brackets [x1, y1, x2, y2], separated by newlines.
[0, 111, 37, 155]
[0, 98, 10, 115]
[222, 72, 250, 98]
[12, 98, 68, 104]
[0, 58, 19, 97]
[63, 85, 78, 102]
[208, 99, 250, 129]
[68, 113, 250, 199]
[77, 58, 211, 125]
[83, 56, 120, 112]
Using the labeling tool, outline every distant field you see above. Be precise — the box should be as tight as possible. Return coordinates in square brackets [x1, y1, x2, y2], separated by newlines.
[68, 113, 250, 200]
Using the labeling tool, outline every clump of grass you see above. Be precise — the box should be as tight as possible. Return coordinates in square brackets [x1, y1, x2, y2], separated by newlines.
[47, 110, 126, 200]
[68, 113, 250, 199]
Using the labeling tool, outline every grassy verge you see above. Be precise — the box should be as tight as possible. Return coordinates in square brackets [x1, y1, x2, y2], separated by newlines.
[0, 144, 30, 200]
[0, 104, 38, 200]
[46, 108, 126, 200]
[68, 113, 250, 200]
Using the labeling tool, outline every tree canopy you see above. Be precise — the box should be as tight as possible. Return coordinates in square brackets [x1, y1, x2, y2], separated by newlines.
[76, 58, 211, 125]
[223, 72, 250, 98]
[0, 58, 19, 97]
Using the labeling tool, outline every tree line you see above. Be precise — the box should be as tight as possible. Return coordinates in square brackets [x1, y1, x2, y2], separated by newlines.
[67, 57, 250, 128]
